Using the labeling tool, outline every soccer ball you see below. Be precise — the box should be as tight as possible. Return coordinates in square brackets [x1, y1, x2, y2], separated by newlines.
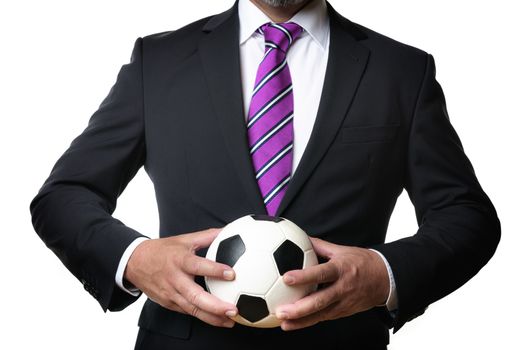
[205, 214, 318, 328]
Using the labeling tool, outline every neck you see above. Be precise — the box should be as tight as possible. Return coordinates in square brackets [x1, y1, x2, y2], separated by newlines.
[250, 0, 312, 22]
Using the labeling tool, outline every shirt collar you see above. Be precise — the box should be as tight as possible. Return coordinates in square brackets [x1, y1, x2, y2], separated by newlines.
[238, 0, 329, 50]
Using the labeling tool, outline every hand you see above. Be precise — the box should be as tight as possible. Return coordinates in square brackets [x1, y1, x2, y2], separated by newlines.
[124, 228, 238, 328]
[275, 237, 390, 331]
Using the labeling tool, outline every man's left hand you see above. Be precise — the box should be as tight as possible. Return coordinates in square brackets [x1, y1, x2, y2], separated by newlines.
[275, 237, 390, 331]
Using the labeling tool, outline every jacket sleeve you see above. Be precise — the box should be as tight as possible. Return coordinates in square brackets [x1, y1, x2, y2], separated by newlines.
[29, 37, 147, 312]
[372, 53, 501, 332]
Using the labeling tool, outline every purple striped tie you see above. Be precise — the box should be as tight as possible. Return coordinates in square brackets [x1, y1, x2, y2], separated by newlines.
[247, 22, 303, 216]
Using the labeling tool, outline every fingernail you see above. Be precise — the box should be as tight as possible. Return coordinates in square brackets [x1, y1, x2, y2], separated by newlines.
[225, 310, 237, 317]
[283, 275, 295, 284]
[276, 311, 288, 320]
[223, 270, 235, 280]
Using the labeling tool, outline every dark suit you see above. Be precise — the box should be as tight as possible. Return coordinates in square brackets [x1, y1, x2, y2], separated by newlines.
[29, 1, 500, 349]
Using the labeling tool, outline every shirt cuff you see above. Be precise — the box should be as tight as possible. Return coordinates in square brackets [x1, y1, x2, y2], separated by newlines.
[115, 236, 150, 296]
[369, 248, 398, 311]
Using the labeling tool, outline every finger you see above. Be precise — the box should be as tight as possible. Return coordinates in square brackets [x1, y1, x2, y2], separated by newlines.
[176, 274, 238, 317]
[280, 303, 337, 331]
[283, 261, 338, 286]
[187, 228, 223, 250]
[276, 285, 338, 320]
[309, 237, 338, 259]
[182, 254, 235, 280]
[149, 295, 187, 315]
[170, 292, 235, 328]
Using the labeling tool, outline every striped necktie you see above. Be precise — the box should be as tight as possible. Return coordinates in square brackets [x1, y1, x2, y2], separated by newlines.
[246, 22, 303, 216]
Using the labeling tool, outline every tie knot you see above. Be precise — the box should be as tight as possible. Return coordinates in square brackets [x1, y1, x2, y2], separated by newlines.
[259, 22, 303, 53]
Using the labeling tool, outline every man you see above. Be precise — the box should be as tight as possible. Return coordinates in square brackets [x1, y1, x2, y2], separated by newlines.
[29, 0, 500, 348]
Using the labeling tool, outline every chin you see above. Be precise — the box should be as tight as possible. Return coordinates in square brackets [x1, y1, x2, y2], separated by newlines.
[259, 0, 310, 8]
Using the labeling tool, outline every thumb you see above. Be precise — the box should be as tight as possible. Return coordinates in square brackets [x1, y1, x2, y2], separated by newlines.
[190, 228, 223, 249]
[310, 237, 338, 259]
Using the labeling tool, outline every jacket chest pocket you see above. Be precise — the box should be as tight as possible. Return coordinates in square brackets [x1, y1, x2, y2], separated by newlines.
[341, 125, 399, 144]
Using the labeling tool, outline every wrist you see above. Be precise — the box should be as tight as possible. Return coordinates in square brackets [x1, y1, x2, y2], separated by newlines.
[123, 238, 150, 287]
[368, 249, 390, 306]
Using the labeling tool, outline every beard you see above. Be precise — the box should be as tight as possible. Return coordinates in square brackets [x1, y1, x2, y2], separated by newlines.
[257, 0, 310, 7]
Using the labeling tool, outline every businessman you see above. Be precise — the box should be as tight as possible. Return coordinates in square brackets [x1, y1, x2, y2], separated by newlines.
[30, 0, 501, 349]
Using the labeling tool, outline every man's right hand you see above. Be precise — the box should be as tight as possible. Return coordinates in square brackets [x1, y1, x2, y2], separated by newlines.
[124, 228, 238, 328]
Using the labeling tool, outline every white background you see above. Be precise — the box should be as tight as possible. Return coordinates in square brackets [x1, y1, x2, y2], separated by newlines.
[1, 0, 523, 348]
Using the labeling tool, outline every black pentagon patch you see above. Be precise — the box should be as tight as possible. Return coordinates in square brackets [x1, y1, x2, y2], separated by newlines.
[237, 295, 269, 323]
[216, 235, 246, 268]
[250, 214, 283, 222]
[273, 240, 304, 275]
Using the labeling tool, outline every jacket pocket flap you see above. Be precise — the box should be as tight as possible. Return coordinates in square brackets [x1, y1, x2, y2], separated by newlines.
[138, 299, 192, 340]
[342, 125, 399, 143]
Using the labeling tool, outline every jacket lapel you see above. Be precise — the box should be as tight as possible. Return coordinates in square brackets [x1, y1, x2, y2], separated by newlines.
[198, 2, 267, 215]
[276, 4, 370, 216]
[198, 2, 370, 217]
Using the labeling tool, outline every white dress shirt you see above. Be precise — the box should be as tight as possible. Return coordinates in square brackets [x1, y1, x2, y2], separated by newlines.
[116, 0, 397, 312]
[239, 0, 329, 176]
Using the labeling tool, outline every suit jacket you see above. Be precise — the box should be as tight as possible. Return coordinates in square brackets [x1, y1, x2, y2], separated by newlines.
[29, 1, 500, 347]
